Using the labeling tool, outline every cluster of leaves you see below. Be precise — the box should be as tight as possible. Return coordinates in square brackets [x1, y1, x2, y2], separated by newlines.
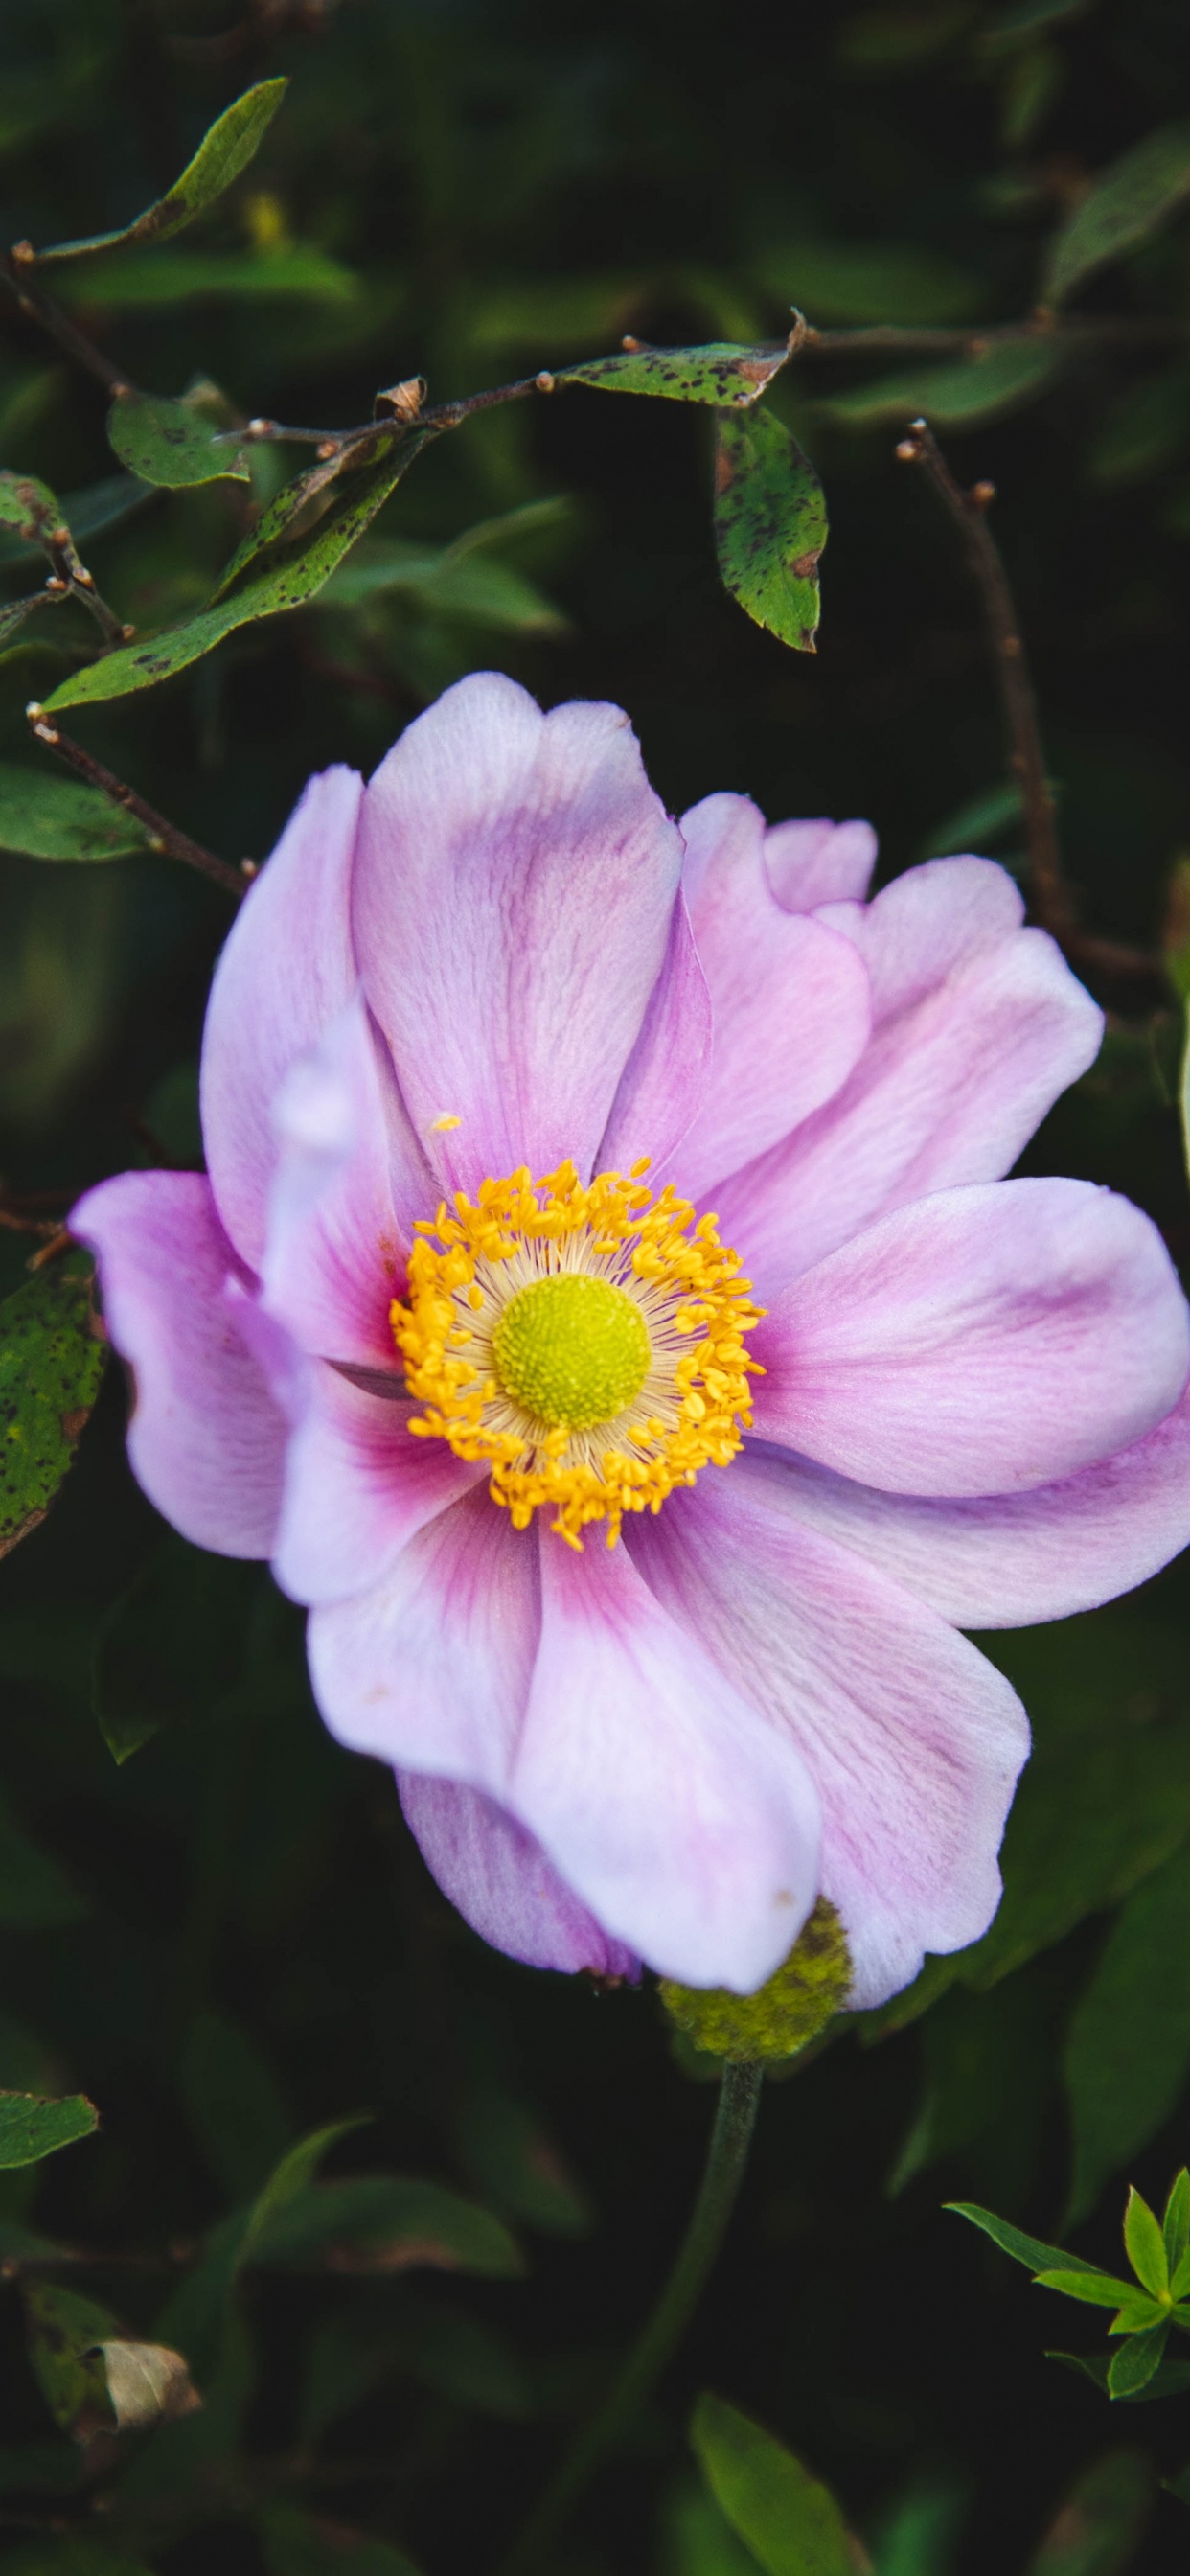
[3, 0, 1190, 2570]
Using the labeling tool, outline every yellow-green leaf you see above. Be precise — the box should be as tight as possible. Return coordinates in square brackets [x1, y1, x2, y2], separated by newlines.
[27, 80, 287, 264]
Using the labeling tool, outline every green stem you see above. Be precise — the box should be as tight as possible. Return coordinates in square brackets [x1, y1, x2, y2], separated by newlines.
[498, 2058, 764, 2576]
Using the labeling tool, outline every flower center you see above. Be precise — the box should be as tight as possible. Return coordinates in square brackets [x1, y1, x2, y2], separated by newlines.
[391, 1158, 764, 1550]
[492, 1272, 651, 1430]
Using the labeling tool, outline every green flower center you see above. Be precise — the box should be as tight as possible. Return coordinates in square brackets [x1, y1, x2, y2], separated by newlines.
[492, 1272, 652, 1431]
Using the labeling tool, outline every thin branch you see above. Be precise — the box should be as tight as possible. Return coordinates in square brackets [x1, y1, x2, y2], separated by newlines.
[895, 419, 1168, 999]
[800, 315, 1190, 357]
[0, 252, 138, 399]
[25, 707, 248, 901]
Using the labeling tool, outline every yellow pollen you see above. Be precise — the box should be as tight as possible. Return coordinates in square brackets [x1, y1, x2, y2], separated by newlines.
[390, 1159, 764, 1549]
[493, 1273, 651, 1430]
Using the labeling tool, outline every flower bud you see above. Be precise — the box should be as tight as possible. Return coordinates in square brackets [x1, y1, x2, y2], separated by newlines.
[659, 1898, 851, 2063]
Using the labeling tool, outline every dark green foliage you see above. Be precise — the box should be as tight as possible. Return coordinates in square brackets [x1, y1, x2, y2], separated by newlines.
[689, 2397, 852, 2576]
[0, 1261, 105, 1556]
[0, 761, 148, 860]
[0, 2091, 97, 2168]
[713, 408, 826, 653]
[25, 80, 288, 264]
[105, 390, 248, 489]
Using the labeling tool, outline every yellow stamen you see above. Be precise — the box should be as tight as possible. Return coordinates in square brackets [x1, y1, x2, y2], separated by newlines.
[390, 1160, 764, 1549]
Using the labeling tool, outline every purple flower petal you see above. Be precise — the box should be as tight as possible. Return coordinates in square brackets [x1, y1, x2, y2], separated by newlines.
[509, 1532, 822, 1990]
[71, 1171, 286, 1556]
[353, 674, 686, 1194]
[668, 794, 872, 1201]
[750, 1177, 1190, 1498]
[597, 895, 711, 1177]
[308, 1485, 536, 1772]
[711, 856, 1105, 1295]
[200, 766, 364, 1268]
[741, 1390, 1190, 1629]
[273, 1368, 482, 1605]
[399, 1773, 638, 1977]
[764, 812, 878, 911]
[263, 989, 430, 1371]
[626, 1467, 1030, 2011]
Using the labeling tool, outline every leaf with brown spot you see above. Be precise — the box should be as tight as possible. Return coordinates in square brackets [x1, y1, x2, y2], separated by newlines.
[713, 402, 827, 653]
[0, 1257, 106, 1557]
[26, 81, 287, 265]
[558, 335, 796, 406]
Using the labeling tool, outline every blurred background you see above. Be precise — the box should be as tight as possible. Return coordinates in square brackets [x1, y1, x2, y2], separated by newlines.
[3, 2, 1190, 2570]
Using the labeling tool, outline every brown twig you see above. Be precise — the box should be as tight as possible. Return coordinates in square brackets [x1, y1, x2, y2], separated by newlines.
[0, 251, 138, 400]
[895, 418, 1168, 1000]
[25, 707, 247, 901]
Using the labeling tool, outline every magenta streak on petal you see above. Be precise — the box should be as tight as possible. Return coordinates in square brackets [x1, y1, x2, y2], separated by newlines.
[739, 1392, 1190, 1631]
[625, 1469, 1029, 2012]
[399, 1773, 638, 1978]
[597, 894, 711, 1178]
[307, 1483, 537, 1775]
[711, 857, 1105, 1297]
[667, 794, 872, 1204]
[507, 1530, 822, 1991]
[750, 1177, 1190, 1500]
[200, 766, 365, 1270]
[353, 672, 686, 1196]
[70, 1170, 286, 1558]
[272, 1365, 483, 1606]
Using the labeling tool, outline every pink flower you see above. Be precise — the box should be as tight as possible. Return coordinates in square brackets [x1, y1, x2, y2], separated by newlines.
[73, 675, 1190, 2007]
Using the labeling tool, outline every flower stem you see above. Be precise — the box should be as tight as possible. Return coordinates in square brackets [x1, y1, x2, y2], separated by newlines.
[497, 2057, 764, 2576]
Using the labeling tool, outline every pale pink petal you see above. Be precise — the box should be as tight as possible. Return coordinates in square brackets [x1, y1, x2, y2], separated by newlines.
[508, 1534, 822, 1991]
[307, 1485, 536, 1776]
[353, 673, 685, 1195]
[626, 1469, 1030, 2012]
[741, 1385, 1190, 1629]
[71, 1171, 285, 1557]
[398, 1774, 638, 1978]
[750, 1178, 1190, 1498]
[273, 1369, 481, 1605]
[263, 990, 431, 1371]
[667, 795, 871, 1202]
[712, 857, 1104, 1295]
[200, 768, 364, 1268]
[597, 896, 711, 1178]
[764, 815, 878, 912]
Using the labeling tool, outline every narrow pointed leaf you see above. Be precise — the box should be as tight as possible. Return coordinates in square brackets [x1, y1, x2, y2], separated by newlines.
[819, 338, 1065, 429]
[1042, 121, 1190, 305]
[559, 337, 794, 406]
[1034, 2267, 1141, 2308]
[946, 2202, 1101, 2276]
[1107, 2296, 1169, 2334]
[691, 2393, 852, 2576]
[0, 761, 148, 861]
[0, 2092, 97, 2168]
[1108, 2324, 1171, 2399]
[41, 432, 435, 710]
[1050, 2346, 1190, 2402]
[106, 391, 248, 489]
[246, 2174, 523, 2277]
[0, 1259, 106, 1557]
[1165, 2172, 1190, 2273]
[1124, 2186, 1169, 2296]
[1171, 2242, 1190, 2300]
[714, 403, 826, 653]
[28, 80, 287, 264]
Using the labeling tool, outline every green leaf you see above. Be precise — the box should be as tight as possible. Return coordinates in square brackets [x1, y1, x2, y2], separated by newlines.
[260, 2503, 424, 2576]
[0, 595, 59, 646]
[1042, 122, 1190, 305]
[819, 337, 1066, 429]
[558, 337, 794, 406]
[0, 2092, 97, 2168]
[691, 2394, 852, 2576]
[0, 761, 148, 862]
[457, 2088, 591, 2237]
[714, 404, 826, 653]
[1108, 2325, 1170, 2400]
[57, 245, 361, 308]
[1087, 366, 1190, 489]
[156, 2118, 367, 2378]
[93, 1537, 261, 1763]
[868, 2472, 968, 2576]
[1033, 2269, 1141, 2310]
[1049, 2347, 1190, 2403]
[660, 2473, 767, 2576]
[248, 2174, 523, 2277]
[23, 2283, 120, 2437]
[0, 1259, 106, 1556]
[0, 471, 60, 539]
[915, 780, 1024, 863]
[945, 2201, 1101, 2277]
[1026, 2450, 1152, 2571]
[981, 0, 1093, 45]
[1171, 2242, 1190, 2300]
[1165, 2172, 1190, 2274]
[1, 2546, 157, 2575]
[382, 2287, 534, 2417]
[753, 239, 977, 325]
[0, 475, 150, 573]
[180, 2010, 293, 2203]
[41, 432, 435, 710]
[241, 2117, 370, 2258]
[106, 391, 248, 489]
[1064, 1848, 1190, 2225]
[1123, 2187, 1168, 2297]
[29, 80, 288, 264]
